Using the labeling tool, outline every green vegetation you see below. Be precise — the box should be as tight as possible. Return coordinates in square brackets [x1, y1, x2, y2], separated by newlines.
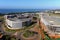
[4, 25, 17, 33]
[2, 35, 16, 40]
[49, 13, 60, 17]
[0, 16, 4, 21]
[10, 37, 16, 40]
[43, 31, 56, 40]
[56, 38, 60, 40]
[44, 36, 52, 40]
[2, 35, 11, 40]
[43, 31, 51, 40]
[5, 28, 16, 33]
[35, 14, 39, 17]
[33, 17, 37, 20]
[23, 30, 35, 38]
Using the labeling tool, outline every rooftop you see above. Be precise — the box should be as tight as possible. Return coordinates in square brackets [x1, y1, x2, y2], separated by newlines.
[8, 17, 32, 22]
[42, 13, 60, 26]
[6, 14, 32, 22]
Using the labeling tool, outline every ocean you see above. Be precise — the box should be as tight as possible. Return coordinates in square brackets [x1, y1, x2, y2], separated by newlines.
[0, 9, 45, 14]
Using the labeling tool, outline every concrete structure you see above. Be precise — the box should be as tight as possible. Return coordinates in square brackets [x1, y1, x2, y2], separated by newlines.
[40, 12, 60, 38]
[4, 14, 32, 29]
[54, 11, 60, 13]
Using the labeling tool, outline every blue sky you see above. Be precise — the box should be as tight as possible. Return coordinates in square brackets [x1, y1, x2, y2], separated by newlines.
[0, 0, 60, 9]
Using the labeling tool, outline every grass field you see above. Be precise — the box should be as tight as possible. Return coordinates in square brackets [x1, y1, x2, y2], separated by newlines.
[49, 13, 60, 17]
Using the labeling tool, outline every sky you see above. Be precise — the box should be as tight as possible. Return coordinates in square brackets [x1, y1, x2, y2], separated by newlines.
[0, 0, 60, 9]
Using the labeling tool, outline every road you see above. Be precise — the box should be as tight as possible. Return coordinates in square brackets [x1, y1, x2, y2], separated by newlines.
[0, 23, 5, 34]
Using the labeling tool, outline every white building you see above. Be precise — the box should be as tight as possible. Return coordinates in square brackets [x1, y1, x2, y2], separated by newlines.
[4, 14, 32, 29]
[40, 12, 60, 34]
[55, 11, 60, 13]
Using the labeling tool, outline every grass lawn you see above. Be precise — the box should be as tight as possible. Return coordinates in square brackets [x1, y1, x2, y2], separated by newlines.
[4, 26, 17, 33]
[0, 16, 4, 19]
[56, 38, 60, 40]
[49, 13, 60, 17]
[23, 30, 35, 38]
[43, 31, 54, 40]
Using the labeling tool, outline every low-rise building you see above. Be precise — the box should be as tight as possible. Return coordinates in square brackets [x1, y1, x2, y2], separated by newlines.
[4, 14, 33, 29]
[40, 12, 60, 38]
[54, 11, 60, 13]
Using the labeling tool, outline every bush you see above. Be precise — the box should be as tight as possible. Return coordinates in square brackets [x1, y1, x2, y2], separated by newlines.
[23, 30, 34, 38]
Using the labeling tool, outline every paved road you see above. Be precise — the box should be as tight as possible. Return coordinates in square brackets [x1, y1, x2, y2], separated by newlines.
[0, 24, 5, 33]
